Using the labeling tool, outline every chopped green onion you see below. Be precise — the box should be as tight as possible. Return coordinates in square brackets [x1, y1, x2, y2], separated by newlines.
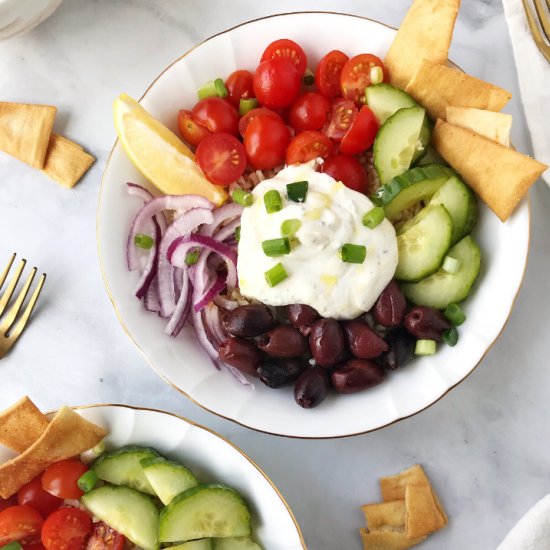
[281, 219, 302, 237]
[442, 255, 461, 274]
[340, 243, 367, 264]
[197, 80, 218, 100]
[362, 206, 385, 229]
[415, 339, 437, 356]
[80, 439, 106, 463]
[239, 97, 258, 116]
[370, 66, 384, 85]
[287, 181, 309, 203]
[264, 189, 283, 213]
[262, 237, 290, 257]
[77, 470, 99, 493]
[134, 233, 154, 249]
[264, 263, 288, 287]
[235, 226, 241, 243]
[303, 68, 315, 86]
[214, 78, 228, 98]
[185, 250, 200, 265]
[444, 303, 466, 326]
[0, 543, 23, 550]
[231, 188, 253, 207]
[442, 327, 459, 347]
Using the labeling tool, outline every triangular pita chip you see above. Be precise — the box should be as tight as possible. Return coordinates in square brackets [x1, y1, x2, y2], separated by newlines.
[362, 500, 406, 532]
[446, 106, 512, 146]
[405, 485, 447, 538]
[359, 528, 426, 550]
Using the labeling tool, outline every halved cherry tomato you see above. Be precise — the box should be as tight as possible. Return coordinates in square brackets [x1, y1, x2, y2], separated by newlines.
[322, 99, 357, 142]
[0, 505, 43, 545]
[177, 109, 210, 146]
[17, 476, 63, 518]
[0, 496, 17, 513]
[244, 114, 291, 170]
[196, 132, 247, 185]
[41, 508, 92, 550]
[315, 50, 349, 98]
[225, 70, 254, 108]
[86, 521, 125, 550]
[261, 38, 307, 75]
[41, 460, 88, 500]
[25, 542, 46, 550]
[286, 131, 333, 165]
[289, 92, 331, 132]
[238, 107, 283, 138]
[339, 105, 379, 155]
[322, 154, 369, 194]
[253, 58, 301, 109]
[191, 97, 240, 136]
[340, 53, 388, 105]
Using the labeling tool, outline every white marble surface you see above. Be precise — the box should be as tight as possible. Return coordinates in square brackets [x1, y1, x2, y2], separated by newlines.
[0, 1, 549, 548]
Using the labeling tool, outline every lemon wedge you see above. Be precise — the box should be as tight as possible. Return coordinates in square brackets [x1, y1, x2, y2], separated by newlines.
[113, 93, 227, 205]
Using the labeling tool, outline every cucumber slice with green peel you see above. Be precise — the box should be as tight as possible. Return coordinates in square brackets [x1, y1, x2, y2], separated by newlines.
[365, 83, 417, 125]
[81, 485, 159, 550]
[159, 484, 252, 543]
[141, 456, 198, 505]
[214, 537, 262, 550]
[373, 106, 428, 185]
[411, 115, 432, 165]
[395, 205, 453, 282]
[91, 445, 161, 495]
[401, 236, 481, 309]
[172, 540, 214, 550]
[415, 146, 447, 167]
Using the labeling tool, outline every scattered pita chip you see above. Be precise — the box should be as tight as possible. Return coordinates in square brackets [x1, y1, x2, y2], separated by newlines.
[432, 119, 548, 221]
[41, 134, 95, 188]
[384, 0, 460, 89]
[362, 500, 406, 532]
[405, 485, 447, 538]
[380, 464, 430, 502]
[359, 528, 426, 550]
[0, 406, 106, 498]
[0, 397, 49, 453]
[405, 59, 512, 121]
[0, 102, 56, 168]
[446, 106, 512, 146]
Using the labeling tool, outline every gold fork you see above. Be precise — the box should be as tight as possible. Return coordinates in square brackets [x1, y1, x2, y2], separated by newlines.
[522, 0, 550, 63]
[0, 254, 46, 358]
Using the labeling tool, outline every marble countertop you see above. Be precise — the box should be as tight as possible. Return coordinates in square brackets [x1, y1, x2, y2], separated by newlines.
[1, 0, 549, 548]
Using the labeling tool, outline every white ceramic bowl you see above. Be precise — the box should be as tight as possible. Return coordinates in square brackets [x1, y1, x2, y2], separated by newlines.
[97, 12, 530, 439]
[0, 0, 63, 41]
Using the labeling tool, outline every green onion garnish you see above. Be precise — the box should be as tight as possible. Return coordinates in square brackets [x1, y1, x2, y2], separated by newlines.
[287, 181, 308, 203]
[362, 206, 385, 229]
[340, 243, 367, 264]
[77, 470, 99, 493]
[264, 190, 283, 213]
[231, 188, 253, 207]
[214, 78, 228, 98]
[235, 226, 241, 243]
[134, 234, 154, 249]
[262, 237, 290, 257]
[442, 328, 459, 347]
[265, 263, 288, 287]
[444, 303, 466, 326]
[415, 339, 437, 356]
[442, 255, 461, 274]
[197, 80, 218, 100]
[239, 97, 258, 116]
[281, 219, 301, 238]
[185, 250, 200, 265]
[0, 543, 23, 550]
[303, 68, 315, 86]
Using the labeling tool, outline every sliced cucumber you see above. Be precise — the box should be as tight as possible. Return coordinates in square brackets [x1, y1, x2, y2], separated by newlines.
[373, 106, 427, 185]
[411, 115, 432, 165]
[395, 205, 453, 282]
[91, 445, 160, 495]
[415, 146, 447, 167]
[172, 540, 213, 550]
[81, 485, 159, 550]
[214, 537, 263, 550]
[141, 456, 198, 505]
[401, 236, 481, 309]
[365, 83, 417, 125]
[159, 484, 252, 543]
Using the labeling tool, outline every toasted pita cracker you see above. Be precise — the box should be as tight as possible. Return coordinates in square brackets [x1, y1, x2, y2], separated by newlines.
[359, 528, 426, 550]
[384, 0, 460, 89]
[0, 406, 106, 498]
[405, 60, 512, 121]
[432, 119, 548, 221]
[0, 102, 56, 168]
[446, 106, 512, 146]
[362, 500, 406, 532]
[405, 485, 447, 538]
[0, 397, 49, 453]
[41, 134, 95, 188]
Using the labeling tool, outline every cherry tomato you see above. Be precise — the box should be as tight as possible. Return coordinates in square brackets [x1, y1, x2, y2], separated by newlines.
[322, 154, 369, 194]
[244, 114, 291, 170]
[191, 97, 240, 136]
[289, 92, 331, 132]
[339, 106, 379, 155]
[25, 542, 46, 550]
[261, 38, 308, 75]
[322, 99, 357, 142]
[286, 131, 333, 165]
[253, 58, 301, 109]
[225, 70, 254, 108]
[41, 460, 88, 500]
[195, 133, 247, 186]
[41, 508, 92, 550]
[177, 109, 210, 146]
[0, 496, 17, 513]
[315, 50, 349, 98]
[17, 477, 63, 518]
[0, 506, 43, 545]
[86, 521, 125, 550]
[340, 53, 388, 105]
[238, 107, 282, 138]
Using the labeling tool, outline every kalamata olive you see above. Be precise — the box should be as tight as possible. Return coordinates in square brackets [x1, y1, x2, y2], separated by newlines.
[222, 304, 276, 337]
[257, 358, 308, 388]
[294, 367, 330, 408]
[331, 359, 386, 394]
[257, 325, 309, 357]
[373, 280, 407, 327]
[286, 304, 320, 336]
[309, 318, 344, 367]
[343, 320, 388, 359]
[218, 337, 261, 376]
[404, 306, 451, 341]
[377, 328, 415, 370]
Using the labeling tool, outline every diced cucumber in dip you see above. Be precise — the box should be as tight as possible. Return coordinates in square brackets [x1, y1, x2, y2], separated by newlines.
[237, 161, 398, 319]
[214, 537, 263, 550]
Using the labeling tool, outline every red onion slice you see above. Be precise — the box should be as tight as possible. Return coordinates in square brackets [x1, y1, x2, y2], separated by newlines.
[144, 276, 161, 313]
[214, 218, 241, 243]
[127, 182, 154, 202]
[135, 217, 161, 299]
[165, 268, 191, 336]
[200, 202, 243, 237]
[194, 276, 226, 313]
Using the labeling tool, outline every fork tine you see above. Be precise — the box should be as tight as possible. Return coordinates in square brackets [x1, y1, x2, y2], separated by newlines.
[533, 0, 550, 42]
[0, 254, 16, 291]
[0, 267, 36, 334]
[0, 258, 26, 317]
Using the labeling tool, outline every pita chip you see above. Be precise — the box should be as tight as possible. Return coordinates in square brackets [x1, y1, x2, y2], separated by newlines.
[446, 106, 512, 146]
[362, 500, 406, 532]
[405, 484, 447, 538]
[359, 528, 426, 550]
